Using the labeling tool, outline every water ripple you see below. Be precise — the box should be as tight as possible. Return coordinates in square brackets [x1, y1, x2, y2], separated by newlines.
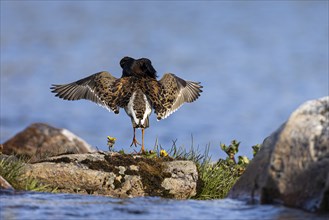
[1, 190, 328, 220]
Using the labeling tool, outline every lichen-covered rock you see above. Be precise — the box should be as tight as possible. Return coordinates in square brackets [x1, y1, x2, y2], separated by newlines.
[23, 152, 198, 199]
[228, 96, 329, 212]
[2, 123, 95, 162]
[161, 161, 198, 199]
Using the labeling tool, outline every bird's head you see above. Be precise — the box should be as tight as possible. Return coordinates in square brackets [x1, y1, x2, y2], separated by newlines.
[120, 56, 157, 79]
[120, 56, 135, 77]
[135, 58, 157, 79]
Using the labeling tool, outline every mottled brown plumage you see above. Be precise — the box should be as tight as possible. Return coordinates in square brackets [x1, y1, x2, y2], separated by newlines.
[51, 57, 203, 152]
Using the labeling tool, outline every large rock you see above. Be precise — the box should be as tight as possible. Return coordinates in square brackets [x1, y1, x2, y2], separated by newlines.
[228, 96, 329, 212]
[2, 123, 95, 162]
[23, 152, 198, 199]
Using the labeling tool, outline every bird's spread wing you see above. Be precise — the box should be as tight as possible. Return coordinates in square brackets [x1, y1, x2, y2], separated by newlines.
[156, 73, 202, 119]
[50, 71, 119, 113]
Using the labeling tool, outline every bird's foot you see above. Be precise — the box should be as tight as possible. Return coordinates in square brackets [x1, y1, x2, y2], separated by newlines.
[140, 145, 145, 154]
[132, 147, 146, 155]
[130, 137, 141, 148]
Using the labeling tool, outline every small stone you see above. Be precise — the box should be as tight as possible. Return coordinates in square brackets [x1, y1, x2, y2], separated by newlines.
[129, 165, 139, 171]
[118, 166, 126, 175]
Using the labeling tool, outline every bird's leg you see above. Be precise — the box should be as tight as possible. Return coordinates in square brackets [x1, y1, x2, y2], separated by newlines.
[141, 128, 145, 153]
[130, 127, 141, 147]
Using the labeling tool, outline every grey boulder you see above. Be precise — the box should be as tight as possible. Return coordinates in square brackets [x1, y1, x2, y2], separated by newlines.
[23, 152, 198, 199]
[228, 96, 329, 212]
[2, 123, 95, 162]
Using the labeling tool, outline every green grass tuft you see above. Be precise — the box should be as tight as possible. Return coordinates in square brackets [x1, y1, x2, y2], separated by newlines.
[196, 140, 256, 199]
[0, 156, 56, 192]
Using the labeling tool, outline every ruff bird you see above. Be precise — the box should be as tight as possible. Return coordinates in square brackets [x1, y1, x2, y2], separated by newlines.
[51, 57, 203, 152]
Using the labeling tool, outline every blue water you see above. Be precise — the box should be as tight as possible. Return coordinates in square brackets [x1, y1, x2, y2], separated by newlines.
[1, 190, 328, 220]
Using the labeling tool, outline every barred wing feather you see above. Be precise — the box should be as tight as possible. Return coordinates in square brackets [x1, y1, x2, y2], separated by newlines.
[158, 73, 202, 119]
[50, 71, 118, 112]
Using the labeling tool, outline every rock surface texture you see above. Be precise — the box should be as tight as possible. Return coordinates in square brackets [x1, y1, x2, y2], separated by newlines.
[23, 152, 198, 199]
[2, 123, 94, 162]
[228, 96, 329, 212]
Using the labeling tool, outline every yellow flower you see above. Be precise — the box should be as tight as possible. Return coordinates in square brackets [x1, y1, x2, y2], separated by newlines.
[160, 149, 168, 157]
[107, 136, 116, 142]
[107, 136, 116, 150]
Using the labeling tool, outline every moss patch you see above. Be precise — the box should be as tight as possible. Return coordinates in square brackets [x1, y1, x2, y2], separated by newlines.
[135, 160, 172, 197]
[47, 156, 72, 164]
[81, 158, 118, 173]
[79, 153, 174, 197]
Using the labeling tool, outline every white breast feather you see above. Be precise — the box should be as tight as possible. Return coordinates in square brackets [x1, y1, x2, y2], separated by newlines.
[125, 92, 139, 125]
[141, 94, 152, 125]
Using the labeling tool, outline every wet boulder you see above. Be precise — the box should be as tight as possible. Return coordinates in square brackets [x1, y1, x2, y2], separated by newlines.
[23, 152, 198, 199]
[2, 123, 95, 162]
[228, 96, 329, 212]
